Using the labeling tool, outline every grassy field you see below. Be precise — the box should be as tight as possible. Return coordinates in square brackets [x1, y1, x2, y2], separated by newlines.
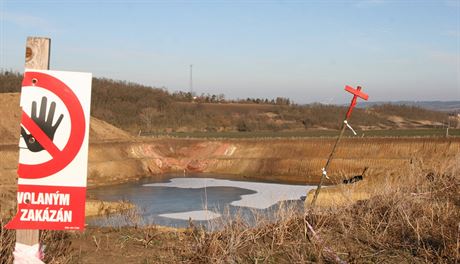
[143, 128, 460, 139]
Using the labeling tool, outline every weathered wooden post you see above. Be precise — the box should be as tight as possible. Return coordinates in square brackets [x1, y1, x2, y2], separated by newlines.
[14, 36, 50, 263]
[310, 85, 369, 207]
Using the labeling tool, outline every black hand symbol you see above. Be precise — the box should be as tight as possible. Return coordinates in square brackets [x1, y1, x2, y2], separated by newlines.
[21, 96, 64, 152]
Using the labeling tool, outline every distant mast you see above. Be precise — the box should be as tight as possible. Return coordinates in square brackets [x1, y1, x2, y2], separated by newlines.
[189, 64, 193, 101]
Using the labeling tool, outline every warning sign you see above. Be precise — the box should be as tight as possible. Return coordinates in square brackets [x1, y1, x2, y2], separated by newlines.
[6, 70, 92, 231]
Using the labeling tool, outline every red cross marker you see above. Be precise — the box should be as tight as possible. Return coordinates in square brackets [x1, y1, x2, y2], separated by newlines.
[310, 84, 370, 207]
[344, 85, 369, 119]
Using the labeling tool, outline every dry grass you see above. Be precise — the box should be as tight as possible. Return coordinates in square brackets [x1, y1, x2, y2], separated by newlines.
[85, 199, 135, 217]
[0, 219, 75, 264]
[189, 156, 459, 263]
[1, 155, 458, 263]
[201, 137, 460, 185]
[0, 218, 15, 264]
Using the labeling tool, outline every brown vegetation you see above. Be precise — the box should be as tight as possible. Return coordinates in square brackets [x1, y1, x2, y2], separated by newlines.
[85, 200, 135, 217]
[0, 72, 452, 134]
[190, 156, 459, 263]
[1, 156, 458, 263]
[194, 160, 460, 263]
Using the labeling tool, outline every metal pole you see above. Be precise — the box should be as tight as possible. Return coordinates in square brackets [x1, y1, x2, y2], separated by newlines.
[189, 64, 193, 98]
[310, 120, 347, 206]
[309, 85, 368, 207]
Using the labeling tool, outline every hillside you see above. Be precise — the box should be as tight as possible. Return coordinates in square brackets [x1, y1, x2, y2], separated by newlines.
[360, 101, 460, 112]
[0, 72, 455, 134]
[0, 93, 131, 145]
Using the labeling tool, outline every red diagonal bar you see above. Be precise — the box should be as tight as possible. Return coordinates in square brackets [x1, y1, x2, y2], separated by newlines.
[21, 110, 61, 157]
[345, 85, 369, 100]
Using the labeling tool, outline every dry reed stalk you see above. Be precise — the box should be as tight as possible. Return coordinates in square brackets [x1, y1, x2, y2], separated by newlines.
[191, 155, 459, 263]
[0, 218, 15, 264]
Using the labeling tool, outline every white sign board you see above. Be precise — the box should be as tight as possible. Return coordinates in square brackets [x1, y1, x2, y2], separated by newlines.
[7, 70, 92, 230]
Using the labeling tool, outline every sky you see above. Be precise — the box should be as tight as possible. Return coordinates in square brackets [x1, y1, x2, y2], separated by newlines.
[0, 0, 459, 104]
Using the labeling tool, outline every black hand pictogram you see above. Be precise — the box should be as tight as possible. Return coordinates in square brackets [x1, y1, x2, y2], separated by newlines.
[21, 96, 64, 152]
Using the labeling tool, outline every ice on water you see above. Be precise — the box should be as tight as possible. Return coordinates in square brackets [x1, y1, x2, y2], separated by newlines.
[144, 178, 312, 214]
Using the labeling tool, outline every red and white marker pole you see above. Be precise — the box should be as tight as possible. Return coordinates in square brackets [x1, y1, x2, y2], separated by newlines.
[310, 85, 369, 206]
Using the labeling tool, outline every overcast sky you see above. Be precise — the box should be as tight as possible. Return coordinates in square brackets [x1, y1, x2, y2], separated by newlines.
[0, 0, 459, 104]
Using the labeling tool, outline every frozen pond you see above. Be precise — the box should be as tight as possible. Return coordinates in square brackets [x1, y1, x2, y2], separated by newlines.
[87, 174, 314, 228]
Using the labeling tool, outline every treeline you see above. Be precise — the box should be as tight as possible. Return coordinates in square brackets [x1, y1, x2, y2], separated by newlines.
[371, 104, 447, 122]
[91, 78, 172, 130]
[0, 71, 452, 133]
[0, 71, 22, 92]
[172, 91, 291, 105]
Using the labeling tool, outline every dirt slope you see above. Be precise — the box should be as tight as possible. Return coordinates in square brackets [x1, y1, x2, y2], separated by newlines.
[0, 93, 21, 145]
[0, 93, 132, 204]
[0, 93, 131, 145]
[1, 92, 459, 189]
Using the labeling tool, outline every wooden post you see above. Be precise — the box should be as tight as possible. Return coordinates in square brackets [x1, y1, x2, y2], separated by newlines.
[25, 37, 51, 70]
[15, 37, 50, 253]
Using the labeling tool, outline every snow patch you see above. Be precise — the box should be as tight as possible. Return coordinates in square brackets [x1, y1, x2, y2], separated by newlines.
[144, 178, 313, 209]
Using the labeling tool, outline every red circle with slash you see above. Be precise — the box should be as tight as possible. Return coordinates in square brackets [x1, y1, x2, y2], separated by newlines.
[18, 71, 86, 179]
